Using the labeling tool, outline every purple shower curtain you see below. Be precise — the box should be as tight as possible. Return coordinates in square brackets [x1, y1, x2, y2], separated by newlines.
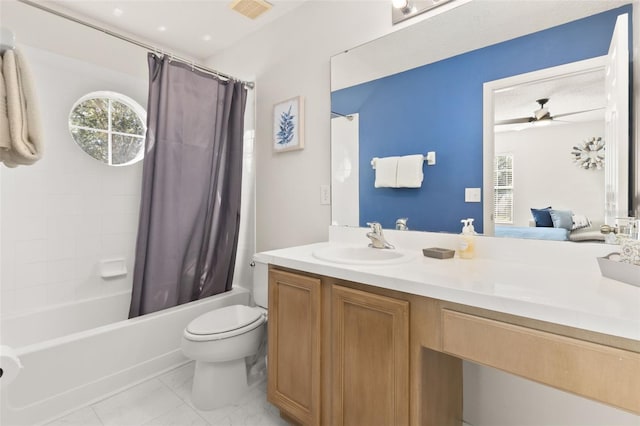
[129, 54, 247, 318]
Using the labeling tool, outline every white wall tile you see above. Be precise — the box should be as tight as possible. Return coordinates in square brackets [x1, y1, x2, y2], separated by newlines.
[45, 260, 76, 284]
[15, 285, 48, 313]
[15, 240, 47, 264]
[15, 261, 47, 287]
[1, 289, 18, 317]
[45, 282, 78, 306]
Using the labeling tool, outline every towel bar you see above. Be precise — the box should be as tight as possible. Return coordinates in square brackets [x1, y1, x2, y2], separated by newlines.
[371, 152, 436, 169]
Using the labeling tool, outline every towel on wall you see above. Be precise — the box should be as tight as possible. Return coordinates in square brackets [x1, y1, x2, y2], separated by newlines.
[396, 154, 424, 188]
[373, 156, 399, 188]
[1, 48, 43, 167]
[0, 55, 10, 154]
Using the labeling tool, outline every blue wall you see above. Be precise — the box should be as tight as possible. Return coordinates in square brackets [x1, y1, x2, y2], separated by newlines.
[331, 6, 632, 234]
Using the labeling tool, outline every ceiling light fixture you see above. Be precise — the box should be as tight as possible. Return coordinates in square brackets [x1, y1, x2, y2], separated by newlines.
[392, 0, 413, 14]
[112, 7, 123, 17]
[391, 0, 454, 25]
[202, 34, 212, 42]
[157, 26, 167, 32]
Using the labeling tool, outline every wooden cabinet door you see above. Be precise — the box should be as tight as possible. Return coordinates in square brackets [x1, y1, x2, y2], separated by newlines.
[268, 269, 321, 426]
[331, 285, 409, 426]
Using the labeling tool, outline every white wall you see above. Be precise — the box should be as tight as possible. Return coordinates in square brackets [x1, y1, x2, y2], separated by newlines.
[209, 2, 639, 424]
[496, 121, 605, 227]
[209, 1, 404, 252]
[0, 44, 146, 318]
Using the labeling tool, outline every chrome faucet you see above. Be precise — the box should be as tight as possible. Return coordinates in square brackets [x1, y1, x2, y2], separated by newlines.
[395, 218, 408, 231]
[366, 222, 395, 249]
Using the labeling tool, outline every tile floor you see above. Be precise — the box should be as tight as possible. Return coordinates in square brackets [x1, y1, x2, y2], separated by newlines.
[45, 362, 288, 426]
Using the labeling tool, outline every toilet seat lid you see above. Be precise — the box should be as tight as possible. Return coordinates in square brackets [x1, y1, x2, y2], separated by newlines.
[186, 305, 263, 336]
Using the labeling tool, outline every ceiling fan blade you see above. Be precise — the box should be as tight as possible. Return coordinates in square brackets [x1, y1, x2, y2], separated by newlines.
[495, 117, 531, 125]
[552, 107, 604, 119]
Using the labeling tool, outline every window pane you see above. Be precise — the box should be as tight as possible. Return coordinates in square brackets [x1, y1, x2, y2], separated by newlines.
[111, 100, 145, 136]
[69, 98, 109, 130]
[494, 188, 513, 223]
[71, 128, 108, 163]
[112, 134, 144, 165]
[495, 170, 513, 187]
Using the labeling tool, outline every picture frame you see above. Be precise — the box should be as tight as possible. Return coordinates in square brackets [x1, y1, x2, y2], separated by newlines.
[273, 96, 304, 152]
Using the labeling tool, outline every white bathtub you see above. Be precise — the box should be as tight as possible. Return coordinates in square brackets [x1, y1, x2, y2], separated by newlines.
[0, 287, 250, 426]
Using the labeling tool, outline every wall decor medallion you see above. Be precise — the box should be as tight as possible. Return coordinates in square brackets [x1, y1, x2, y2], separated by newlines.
[273, 96, 304, 152]
[571, 136, 604, 169]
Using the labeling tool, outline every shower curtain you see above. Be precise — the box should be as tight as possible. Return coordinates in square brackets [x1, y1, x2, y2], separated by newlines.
[129, 53, 247, 318]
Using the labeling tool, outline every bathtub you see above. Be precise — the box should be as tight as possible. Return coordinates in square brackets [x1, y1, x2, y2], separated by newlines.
[0, 287, 250, 426]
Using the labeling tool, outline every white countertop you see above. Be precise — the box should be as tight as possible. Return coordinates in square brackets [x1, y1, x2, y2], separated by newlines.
[255, 227, 640, 342]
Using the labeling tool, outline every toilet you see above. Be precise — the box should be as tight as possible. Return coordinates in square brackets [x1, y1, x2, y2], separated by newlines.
[181, 259, 268, 410]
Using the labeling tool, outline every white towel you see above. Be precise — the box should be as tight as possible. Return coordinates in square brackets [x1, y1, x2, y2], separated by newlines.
[0, 55, 11, 153]
[1, 48, 43, 167]
[374, 156, 399, 188]
[396, 154, 424, 188]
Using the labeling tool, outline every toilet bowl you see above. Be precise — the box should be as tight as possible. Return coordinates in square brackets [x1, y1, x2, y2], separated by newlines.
[181, 258, 269, 410]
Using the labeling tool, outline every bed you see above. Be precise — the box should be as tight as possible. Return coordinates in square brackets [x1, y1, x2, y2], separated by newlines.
[494, 225, 605, 242]
[494, 226, 569, 241]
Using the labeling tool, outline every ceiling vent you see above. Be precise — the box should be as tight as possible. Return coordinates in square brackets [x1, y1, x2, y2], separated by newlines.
[229, 0, 273, 19]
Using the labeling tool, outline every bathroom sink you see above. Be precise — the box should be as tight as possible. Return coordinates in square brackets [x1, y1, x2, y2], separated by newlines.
[312, 245, 414, 265]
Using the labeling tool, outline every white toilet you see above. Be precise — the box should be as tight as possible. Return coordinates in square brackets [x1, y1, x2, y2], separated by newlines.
[181, 259, 268, 410]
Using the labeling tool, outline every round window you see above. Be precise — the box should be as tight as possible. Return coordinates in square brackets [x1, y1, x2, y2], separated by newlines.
[69, 91, 146, 166]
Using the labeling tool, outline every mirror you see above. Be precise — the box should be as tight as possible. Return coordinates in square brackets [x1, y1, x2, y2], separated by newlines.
[330, 1, 634, 239]
[483, 58, 610, 242]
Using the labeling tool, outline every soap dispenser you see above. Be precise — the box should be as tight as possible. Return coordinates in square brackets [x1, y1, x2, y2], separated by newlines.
[458, 218, 476, 259]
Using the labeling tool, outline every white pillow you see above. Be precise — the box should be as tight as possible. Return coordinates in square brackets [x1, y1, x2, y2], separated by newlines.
[571, 214, 591, 231]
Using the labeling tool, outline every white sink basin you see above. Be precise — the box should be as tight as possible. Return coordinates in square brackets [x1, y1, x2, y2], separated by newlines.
[312, 245, 414, 265]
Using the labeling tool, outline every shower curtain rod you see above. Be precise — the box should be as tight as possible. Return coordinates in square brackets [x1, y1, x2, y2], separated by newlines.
[16, 0, 255, 90]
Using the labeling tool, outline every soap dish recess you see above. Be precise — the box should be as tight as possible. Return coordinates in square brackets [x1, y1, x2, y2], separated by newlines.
[423, 247, 455, 259]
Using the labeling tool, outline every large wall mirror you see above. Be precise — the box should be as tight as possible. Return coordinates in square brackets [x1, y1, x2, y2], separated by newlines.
[330, 0, 636, 242]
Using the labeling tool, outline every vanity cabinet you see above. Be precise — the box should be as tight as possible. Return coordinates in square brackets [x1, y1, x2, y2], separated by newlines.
[267, 269, 321, 426]
[267, 266, 639, 425]
[267, 269, 412, 426]
[331, 285, 409, 426]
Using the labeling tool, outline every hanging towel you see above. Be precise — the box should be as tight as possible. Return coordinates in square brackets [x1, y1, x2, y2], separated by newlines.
[373, 156, 399, 188]
[0, 55, 11, 153]
[1, 48, 43, 167]
[396, 154, 424, 188]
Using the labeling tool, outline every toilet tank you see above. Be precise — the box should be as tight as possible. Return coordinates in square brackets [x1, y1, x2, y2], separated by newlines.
[252, 256, 268, 308]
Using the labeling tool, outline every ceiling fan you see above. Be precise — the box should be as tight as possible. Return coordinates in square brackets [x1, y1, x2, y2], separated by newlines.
[495, 98, 603, 126]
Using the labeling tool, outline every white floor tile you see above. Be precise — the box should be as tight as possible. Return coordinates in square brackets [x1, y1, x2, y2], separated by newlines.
[44, 406, 103, 426]
[47, 363, 282, 426]
[141, 403, 208, 426]
[91, 379, 183, 426]
[158, 362, 195, 401]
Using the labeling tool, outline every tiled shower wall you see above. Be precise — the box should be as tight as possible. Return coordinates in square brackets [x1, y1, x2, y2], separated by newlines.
[0, 45, 146, 318]
[0, 45, 256, 319]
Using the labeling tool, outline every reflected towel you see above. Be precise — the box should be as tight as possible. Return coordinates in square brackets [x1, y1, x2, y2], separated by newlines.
[396, 154, 424, 188]
[373, 156, 399, 188]
[1, 48, 43, 167]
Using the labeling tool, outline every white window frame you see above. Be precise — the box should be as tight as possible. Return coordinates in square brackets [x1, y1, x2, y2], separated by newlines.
[494, 153, 514, 224]
[69, 91, 146, 166]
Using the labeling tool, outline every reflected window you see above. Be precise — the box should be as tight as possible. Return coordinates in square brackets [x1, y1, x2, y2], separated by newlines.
[494, 154, 513, 224]
[69, 91, 146, 166]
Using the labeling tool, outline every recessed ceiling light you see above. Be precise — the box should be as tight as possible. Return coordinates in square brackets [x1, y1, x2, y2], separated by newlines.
[202, 34, 212, 41]
[112, 8, 123, 17]
[157, 26, 167, 32]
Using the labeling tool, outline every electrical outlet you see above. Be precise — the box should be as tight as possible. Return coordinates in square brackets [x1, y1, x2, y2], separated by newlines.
[320, 185, 331, 205]
[465, 187, 481, 203]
